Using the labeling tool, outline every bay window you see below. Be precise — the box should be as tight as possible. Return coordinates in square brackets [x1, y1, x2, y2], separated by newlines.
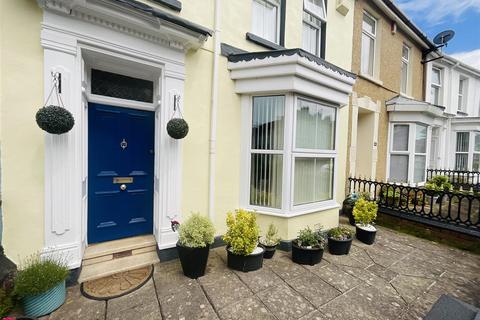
[252, 0, 280, 44]
[248, 95, 337, 215]
[302, 0, 326, 57]
[361, 12, 377, 77]
[473, 133, 480, 171]
[389, 123, 428, 183]
[431, 67, 442, 105]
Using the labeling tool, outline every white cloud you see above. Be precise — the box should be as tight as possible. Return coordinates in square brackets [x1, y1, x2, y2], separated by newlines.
[451, 49, 480, 70]
[396, 0, 480, 26]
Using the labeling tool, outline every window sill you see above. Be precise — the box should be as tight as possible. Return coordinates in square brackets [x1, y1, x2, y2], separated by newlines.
[457, 110, 468, 116]
[246, 32, 284, 50]
[399, 92, 414, 100]
[359, 73, 384, 86]
[245, 202, 340, 218]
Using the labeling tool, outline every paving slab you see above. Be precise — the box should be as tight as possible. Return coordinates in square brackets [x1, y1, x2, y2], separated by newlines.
[217, 296, 276, 320]
[310, 263, 362, 293]
[159, 280, 218, 320]
[233, 266, 282, 293]
[257, 283, 315, 320]
[198, 270, 252, 310]
[265, 254, 310, 281]
[106, 279, 161, 320]
[319, 284, 406, 320]
[365, 263, 398, 282]
[390, 275, 435, 304]
[286, 272, 341, 307]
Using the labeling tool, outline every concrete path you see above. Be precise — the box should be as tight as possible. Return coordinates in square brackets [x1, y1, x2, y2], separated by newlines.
[42, 226, 480, 319]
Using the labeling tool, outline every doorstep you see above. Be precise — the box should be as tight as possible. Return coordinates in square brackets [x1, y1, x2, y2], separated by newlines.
[78, 235, 159, 283]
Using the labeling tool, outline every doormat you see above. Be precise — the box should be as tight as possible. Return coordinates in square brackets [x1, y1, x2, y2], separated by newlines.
[81, 265, 153, 300]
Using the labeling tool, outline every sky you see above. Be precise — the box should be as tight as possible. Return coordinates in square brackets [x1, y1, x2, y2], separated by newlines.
[395, 0, 480, 69]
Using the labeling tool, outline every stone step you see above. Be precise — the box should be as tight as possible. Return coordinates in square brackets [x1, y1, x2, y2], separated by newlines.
[83, 235, 156, 260]
[78, 251, 159, 283]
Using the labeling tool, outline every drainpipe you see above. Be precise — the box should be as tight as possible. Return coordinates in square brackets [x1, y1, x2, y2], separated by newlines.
[208, 0, 221, 221]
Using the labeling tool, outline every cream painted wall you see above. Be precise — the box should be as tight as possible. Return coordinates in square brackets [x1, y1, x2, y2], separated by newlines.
[1, 0, 355, 262]
[0, 0, 44, 262]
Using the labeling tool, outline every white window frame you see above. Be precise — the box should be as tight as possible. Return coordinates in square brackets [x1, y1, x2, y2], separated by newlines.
[243, 93, 339, 217]
[455, 131, 470, 171]
[400, 44, 410, 94]
[388, 123, 429, 183]
[251, 0, 281, 44]
[361, 11, 377, 78]
[302, 9, 325, 56]
[304, 0, 326, 19]
[458, 77, 467, 112]
[431, 67, 442, 105]
[473, 133, 480, 171]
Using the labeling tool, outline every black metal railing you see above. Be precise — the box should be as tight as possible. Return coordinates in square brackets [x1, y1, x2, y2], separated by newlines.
[348, 177, 480, 237]
[426, 168, 480, 192]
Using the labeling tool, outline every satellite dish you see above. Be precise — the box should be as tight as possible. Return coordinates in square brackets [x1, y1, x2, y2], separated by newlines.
[433, 30, 455, 46]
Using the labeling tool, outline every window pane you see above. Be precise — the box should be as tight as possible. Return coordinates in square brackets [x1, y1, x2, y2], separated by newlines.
[473, 154, 480, 171]
[392, 125, 409, 151]
[302, 22, 319, 55]
[294, 157, 333, 205]
[431, 86, 439, 105]
[361, 33, 374, 76]
[414, 155, 426, 183]
[400, 61, 408, 93]
[429, 127, 439, 169]
[250, 154, 283, 208]
[456, 132, 469, 152]
[91, 69, 154, 103]
[475, 133, 480, 152]
[304, 0, 326, 20]
[402, 45, 409, 60]
[459, 79, 464, 94]
[252, 0, 278, 43]
[362, 13, 376, 35]
[390, 155, 409, 182]
[415, 124, 427, 153]
[252, 96, 285, 150]
[295, 99, 335, 150]
[455, 154, 468, 171]
[432, 68, 441, 85]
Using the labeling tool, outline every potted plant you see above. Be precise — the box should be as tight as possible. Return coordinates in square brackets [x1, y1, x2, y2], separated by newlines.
[342, 193, 359, 225]
[327, 226, 354, 255]
[424, 175, 452, 204]
[291, 226, 326, 266]
[259, 223, 281, 259]
[175, 213, 215, 279]
[353, 198, 378, 245]
[14, 254, 69, 317]
[222, 209, 264, 272]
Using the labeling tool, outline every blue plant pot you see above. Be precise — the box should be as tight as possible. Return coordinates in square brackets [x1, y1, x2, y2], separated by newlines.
[23, 280, 66, 317]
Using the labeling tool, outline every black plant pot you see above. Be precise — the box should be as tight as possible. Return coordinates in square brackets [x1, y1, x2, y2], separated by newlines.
[328, 237, 353, 255]
[260, 244, 277, 259]
[342, 200, 356, 226]
[356, 226, 377, 245]
[227, 246, 264, 272]
[291, 241, 324, 266]
[176, 243, 210, 279]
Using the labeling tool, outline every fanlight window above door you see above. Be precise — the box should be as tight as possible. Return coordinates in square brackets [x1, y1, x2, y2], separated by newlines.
[91, 69, 154, 103]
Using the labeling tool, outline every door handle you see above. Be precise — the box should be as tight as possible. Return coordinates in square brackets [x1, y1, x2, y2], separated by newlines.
[120, 184, 127, 191]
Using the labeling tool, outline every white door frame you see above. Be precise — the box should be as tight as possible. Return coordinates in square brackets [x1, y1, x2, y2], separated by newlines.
[40, 9, 187, 268]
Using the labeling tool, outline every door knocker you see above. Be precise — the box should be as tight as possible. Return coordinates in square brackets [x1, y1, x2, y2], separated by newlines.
[120, 139, 128, 150]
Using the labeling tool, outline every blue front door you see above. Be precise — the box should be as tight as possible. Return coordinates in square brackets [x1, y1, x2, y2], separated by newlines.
[88, 103, 155, 244]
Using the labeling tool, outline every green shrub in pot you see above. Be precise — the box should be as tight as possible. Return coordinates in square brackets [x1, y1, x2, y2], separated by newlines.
[176, 213, 215, 279]
[353, 198, 378, 245]
[14, 254, 69, 317]
[222, 209, 263, 272]
[327, 226, 354, 255]
[259, 223, 281, 259]
[291, 225, 326, 265]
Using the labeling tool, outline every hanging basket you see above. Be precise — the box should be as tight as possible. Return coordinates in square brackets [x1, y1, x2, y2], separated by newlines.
[36, 105, 75, 134]
[167, 118, 189, 139]
[36, 72, 75, 135]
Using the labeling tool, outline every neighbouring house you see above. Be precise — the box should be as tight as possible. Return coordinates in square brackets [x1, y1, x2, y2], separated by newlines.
[347, 0, 437, 184]
[0, 0, 356, 277]
[423, 56, 480, 172]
